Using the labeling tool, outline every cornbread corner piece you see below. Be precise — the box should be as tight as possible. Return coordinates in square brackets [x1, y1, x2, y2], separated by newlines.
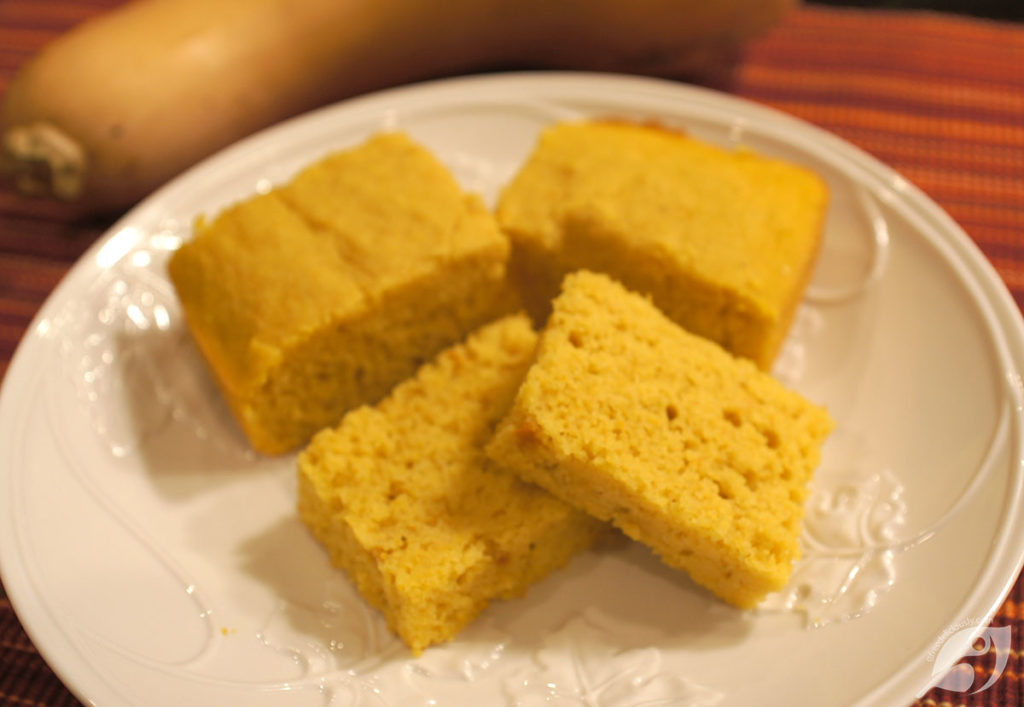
[496, 119, 829, 370]
[168, 132, 518, 454]
[297, 314, 605, 655]
[486, 271, 835, 609]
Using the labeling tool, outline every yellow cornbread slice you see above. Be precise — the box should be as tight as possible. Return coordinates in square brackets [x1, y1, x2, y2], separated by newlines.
[497, 120, 829, 369]
[169, 132, 516, 454]
[298, 314, 605, 654]
[486, 271, 834, 609]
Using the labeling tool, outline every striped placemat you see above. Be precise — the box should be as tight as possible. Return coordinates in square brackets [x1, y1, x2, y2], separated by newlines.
[730, 8, 1023, 706]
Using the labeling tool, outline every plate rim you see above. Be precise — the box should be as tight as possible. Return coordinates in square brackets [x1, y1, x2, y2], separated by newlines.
[1, 70, 1023, 707]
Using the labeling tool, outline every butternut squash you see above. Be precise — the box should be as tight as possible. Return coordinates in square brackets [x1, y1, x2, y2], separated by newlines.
[1, 0, 796, 215]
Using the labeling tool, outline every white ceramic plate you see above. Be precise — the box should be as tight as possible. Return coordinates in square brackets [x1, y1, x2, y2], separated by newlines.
[2, 73, 1022, 707]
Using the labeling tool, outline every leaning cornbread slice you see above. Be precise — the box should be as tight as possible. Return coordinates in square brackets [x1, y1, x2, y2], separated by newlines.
[298, 314, 605, 654]
[486, 271, 834, 609]
[169, 132, 516, 454]
[497, 120, 828, 369]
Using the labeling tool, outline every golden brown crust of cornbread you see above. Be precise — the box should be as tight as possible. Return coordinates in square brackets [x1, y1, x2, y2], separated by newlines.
[486, 271, 834, 609]
[496, 120, 829, 369]
[169, 132, 517, 454]
[298, 314, 605, 654]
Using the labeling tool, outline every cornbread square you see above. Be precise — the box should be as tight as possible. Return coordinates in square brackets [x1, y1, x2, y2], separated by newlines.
[487, 271, 834, 609]
[169, 132, 517, 454]
[298, 314, 605, 654]
[497, 120, 829, 369]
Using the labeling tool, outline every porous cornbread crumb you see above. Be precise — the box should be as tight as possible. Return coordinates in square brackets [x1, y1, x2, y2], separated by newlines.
[298, 314, 605, 654]
[169, 132, 516, 454]
[496, 120, 828, 369]
[487, 271, 834, 609]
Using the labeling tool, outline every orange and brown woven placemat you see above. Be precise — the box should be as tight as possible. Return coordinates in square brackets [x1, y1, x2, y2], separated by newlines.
[732, 9, 1024, 707]
[1, 2, 1022, 705]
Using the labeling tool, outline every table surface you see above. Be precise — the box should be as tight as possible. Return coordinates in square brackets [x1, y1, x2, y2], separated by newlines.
[1, 2, 1022, 706]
